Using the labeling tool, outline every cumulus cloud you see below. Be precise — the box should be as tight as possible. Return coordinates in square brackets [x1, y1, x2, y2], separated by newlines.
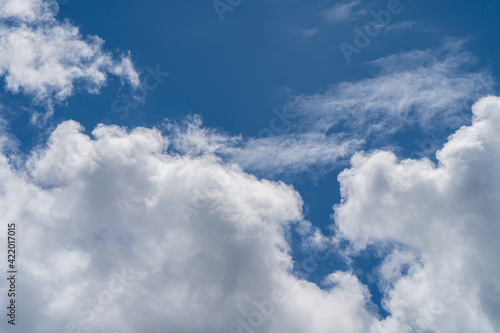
[0, 0, 139, 114]
[0, 96, 499, 332]
[0, 4, 497, 330]
[333, 96, 500, 332]
[0, 119, 379, 333]
[0, 0, 53, 22]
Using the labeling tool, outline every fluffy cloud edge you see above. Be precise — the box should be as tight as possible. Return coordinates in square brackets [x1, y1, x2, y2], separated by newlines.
[0, 0, 139, 116]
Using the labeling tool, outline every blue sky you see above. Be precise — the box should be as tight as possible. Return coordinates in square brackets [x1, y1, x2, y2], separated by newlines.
[1, 0, 500, 332]
[49, 0, 497, 233]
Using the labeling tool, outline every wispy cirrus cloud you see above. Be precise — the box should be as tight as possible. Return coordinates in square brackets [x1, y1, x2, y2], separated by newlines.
[325, 0, 367, 23]
[163, 114, 362, 179]
[226, 133, 363, 177]
[163, 41, 494, 180]
[206, 40, 492, 178]
[384, 19, 421, 32]
[301, 28, 318, 38]
[290, 39, 494, 136]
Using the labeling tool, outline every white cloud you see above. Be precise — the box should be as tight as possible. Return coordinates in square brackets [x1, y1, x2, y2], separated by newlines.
[0, 0, 53, 22]
[325, 1, 367, 23]
[385, 20, 420, 32]
[151, 42, 494, 180]
[0, 119, 379, 333]
[164, 115, 361, 178]
[227, 133, 362, 177]
[0, 96, 499, 332]
[0, 0, 139, 114]
[165, 114, 241, 157]
[290, 40, 494, 136]
[210, 41, 494, 178]
[333, 96, 500, 332]
[301, 28, 318, 38]
[0, 5, 497, 329]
